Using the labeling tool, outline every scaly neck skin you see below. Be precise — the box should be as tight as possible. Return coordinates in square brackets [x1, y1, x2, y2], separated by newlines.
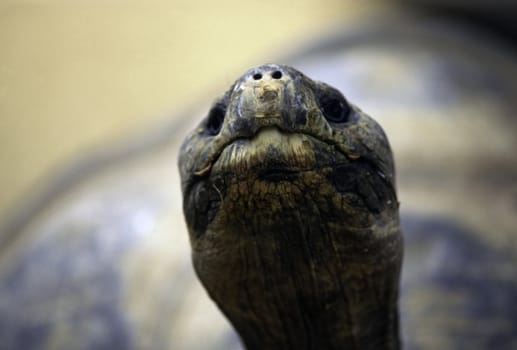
[239, 308, 400, 350]
[231, 265, 401, 350]
[192, 192, 402, 350]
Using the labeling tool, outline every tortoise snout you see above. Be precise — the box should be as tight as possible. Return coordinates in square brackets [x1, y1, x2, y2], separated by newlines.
[224, 64, 308, 137]
[257, 84, 279, 103]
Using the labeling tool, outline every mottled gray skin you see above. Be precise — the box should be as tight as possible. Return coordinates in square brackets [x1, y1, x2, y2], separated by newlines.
[179, 64, 402, 350]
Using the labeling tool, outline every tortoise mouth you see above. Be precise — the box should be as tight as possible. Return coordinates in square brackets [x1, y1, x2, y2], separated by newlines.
[255, 167, 301, 182]
[208, 127, 350, 180]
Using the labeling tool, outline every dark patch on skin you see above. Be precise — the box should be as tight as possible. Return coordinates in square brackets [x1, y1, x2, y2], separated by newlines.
[256, 168, 300, 182]
[330, 164, 359, 193]
[230, 117, 252, 135]
[280, 84, 294, 126]
[184, 179, 224, 236]
[295, 109, 307, 126]
[328, 161, 392, 214]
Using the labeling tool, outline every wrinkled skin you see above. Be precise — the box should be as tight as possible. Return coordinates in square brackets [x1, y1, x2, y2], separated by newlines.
[179, 64, 402, 350]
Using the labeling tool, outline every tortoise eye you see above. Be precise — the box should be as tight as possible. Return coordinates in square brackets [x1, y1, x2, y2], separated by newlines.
[206, 103, 226, 135]
[317, 87, 350, 123]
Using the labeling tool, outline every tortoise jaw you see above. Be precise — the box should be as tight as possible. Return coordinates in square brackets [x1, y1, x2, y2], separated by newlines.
[206, 127, 354, 180]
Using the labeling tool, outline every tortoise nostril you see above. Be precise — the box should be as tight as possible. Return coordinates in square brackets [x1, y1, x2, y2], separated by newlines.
[271, 71, 282, 79]
[253, 73, 262, 80]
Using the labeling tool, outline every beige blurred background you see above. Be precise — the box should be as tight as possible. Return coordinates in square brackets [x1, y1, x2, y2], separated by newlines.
[0, 1, 390, 222]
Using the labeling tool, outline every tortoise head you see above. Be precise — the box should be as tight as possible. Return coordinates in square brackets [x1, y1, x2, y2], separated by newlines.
[178, 64, 402, 349]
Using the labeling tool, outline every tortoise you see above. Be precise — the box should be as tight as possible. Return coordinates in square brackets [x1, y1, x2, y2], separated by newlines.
[1, 16, 516, 350]
[178, 63, 403, 349]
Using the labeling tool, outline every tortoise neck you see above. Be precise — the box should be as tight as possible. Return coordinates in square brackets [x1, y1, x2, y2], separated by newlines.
[234, 293, 401, 350]
[195, 219, 402, 350]
[192, 181, 403, 350]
